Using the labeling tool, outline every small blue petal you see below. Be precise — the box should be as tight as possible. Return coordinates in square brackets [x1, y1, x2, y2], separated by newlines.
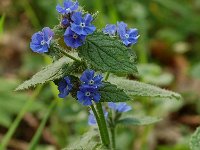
[58, 76, 73, 98]
[102, 24, 117, 36]
[108, 102, 132, 113]
[56, 0, 79, 15]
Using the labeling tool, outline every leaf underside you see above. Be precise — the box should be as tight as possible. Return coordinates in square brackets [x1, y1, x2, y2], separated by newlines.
[117, 116, 161, 126]
[15, 57, 73, 91]
[78, 32, 138, 74]
[108, 77, 182, 100]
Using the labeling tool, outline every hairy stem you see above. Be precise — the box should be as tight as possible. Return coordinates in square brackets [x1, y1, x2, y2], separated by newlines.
[110, 127, 116, 150]
[96, 103, 110, 147]
[90, 105, 107, 146]
[59, 49, 81, 62]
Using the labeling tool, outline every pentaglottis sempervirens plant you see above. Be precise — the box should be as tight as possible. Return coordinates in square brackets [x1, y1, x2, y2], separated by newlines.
[15, 0, 182, 149]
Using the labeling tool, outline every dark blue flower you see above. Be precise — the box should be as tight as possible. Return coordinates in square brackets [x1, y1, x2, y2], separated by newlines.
[77, 86, 101, 106]
[71, 12, 96, 35]
[58, 76, 73, 98]
[64, 27, 86, 48]
[56, 0, 79, 15]
[61, 18, 70, 27]
[80, 69, 103, 88]
[88, 109, 108, 126]
[30, 27, 54, 53]
[117, 21, 139, 47]
[108, 102, 132, 112]
[102, 24, 117, 36]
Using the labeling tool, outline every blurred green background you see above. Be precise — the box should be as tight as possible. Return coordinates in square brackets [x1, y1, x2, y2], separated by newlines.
[0, 0, 200, 149]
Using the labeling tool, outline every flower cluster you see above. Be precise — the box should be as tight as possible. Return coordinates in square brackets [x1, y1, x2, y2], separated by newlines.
[56, 0, 96, 48]
[30, 27, 54, 53]
[77, 70, 103, 106]
[102, 21, 139, 47]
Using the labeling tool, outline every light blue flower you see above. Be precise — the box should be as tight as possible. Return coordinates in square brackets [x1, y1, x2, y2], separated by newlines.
[102, 24, 117, 36]
[30, 27, 54, 53]
[108, 102, 132, 112]
[77, 86, 101, 106]
[117, 21, 139, 47]
[56, 0, 79, 15]
[64, 27, 86, 48]
[71, 12, 96, 35]
[80, 69, 103, 88]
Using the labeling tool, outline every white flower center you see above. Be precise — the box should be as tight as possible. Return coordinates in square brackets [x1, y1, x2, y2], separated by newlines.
[41, 40, 46, 45]
[80, 23, 85, 27]
[85, 92, 91, 96]
[89, 80, 94, 85]
[73, 34, 78, 39]
[125, 34, 129, 38]
[66, 8, 70, 12]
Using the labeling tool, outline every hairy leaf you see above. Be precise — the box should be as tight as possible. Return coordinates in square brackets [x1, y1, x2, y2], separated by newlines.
[99, 82, 131, 102]
[190, 127, 200, 150]
[78, 32, 138, 74]
[64, 128, 100, 150]
[108, 77, 181, 100]
[117, 116, 161, 126]
[15, 57, 73, 91]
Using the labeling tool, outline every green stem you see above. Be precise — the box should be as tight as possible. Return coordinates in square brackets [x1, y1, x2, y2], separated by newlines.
[90, 105, 107, 146]
[59, 49, 81, 62]
[110, 127, 116, 150]
[28, 100, 57, 150]
[0, 85, 42, 150]
[96, 103, 110, 147]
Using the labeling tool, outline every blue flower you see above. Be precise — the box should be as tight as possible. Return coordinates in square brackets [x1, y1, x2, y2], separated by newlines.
[61, 18, 70, 27]
[88, 109, 108, 126]
[102, 24, 117, 36]
[56, 0, 79, 15]
[71, 12, 96, 35]
[64, 27, 86, 48]
[117, 21, 139, 47]
[58, 77, 73, 98]
[30, 27, 54, 53]
[80, 69, 103, 88]
[77, 86, 101, 106]
[108, 102, 132, 113]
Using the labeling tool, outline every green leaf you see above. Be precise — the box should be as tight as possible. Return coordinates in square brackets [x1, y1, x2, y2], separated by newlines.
[108, 77, 182, 100]
[99, 82, 131, 102]
[78, 32, 138, 74]
[63, 128, 100, 150]
[190, 127, 200, 150]
[15, 57, 73, 91]
[117, 116, 161, 126]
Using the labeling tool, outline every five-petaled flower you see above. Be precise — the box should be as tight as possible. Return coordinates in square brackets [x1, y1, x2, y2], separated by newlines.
[88, 109, 108, 125]
[58, 76, 73, 98]
[77, 86, 101, 106]
[71, 12, 96, 36]
[64, 27, 86, 48]
[80, 69, 103, 88]
[30, 27, 54, 53]
[102, 24, 117, 36]
[56, 0, 79, 15]
[108, 102, 132, 113]
[117, 21, 139, 47]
